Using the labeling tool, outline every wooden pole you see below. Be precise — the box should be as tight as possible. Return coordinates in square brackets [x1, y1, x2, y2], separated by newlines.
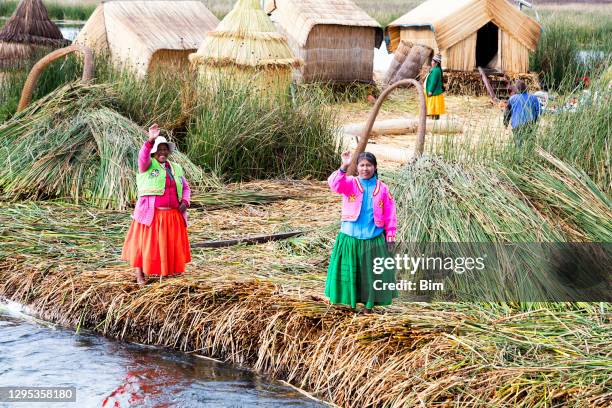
[347, 79, 426, 175]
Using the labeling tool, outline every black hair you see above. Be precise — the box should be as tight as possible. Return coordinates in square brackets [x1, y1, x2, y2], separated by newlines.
[515, 79, 527, 93]
[357, 151, 378, 176]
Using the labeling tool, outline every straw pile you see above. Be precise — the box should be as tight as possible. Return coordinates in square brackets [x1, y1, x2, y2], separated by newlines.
[444, 71, 540, 96]
[0, 0, 69, 69]
[189, 0, 301, 95]
[390, 156, 563, 243]
[0, 82, 209, 209]
[0, 261, 609, 407]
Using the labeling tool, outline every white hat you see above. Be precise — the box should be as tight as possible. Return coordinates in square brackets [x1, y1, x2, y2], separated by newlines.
[151, 136, 176, 154]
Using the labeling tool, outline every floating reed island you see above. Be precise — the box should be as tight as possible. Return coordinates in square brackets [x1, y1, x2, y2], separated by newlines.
[0, 3, 610, 406]
[0, 188, 610, 407]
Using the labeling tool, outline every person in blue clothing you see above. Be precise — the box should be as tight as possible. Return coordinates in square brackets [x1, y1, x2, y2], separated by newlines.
[503, 79, 542, 147]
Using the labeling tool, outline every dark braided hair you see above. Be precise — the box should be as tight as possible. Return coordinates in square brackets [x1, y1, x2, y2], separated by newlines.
[357, 152, 378, 176]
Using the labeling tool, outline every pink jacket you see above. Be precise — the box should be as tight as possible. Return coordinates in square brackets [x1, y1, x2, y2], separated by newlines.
[328, 170, 397, 242]
[132, 140, 191, 226]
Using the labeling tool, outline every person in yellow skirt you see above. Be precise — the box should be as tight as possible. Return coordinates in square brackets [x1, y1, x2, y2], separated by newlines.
[424, 54, 445, 120]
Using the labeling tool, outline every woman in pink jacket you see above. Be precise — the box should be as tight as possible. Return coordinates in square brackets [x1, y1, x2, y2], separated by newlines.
[121, 124, 192, 284]
[325, 151, 398, 313]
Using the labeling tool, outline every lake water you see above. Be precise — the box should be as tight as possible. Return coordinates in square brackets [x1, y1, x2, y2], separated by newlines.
[0, 302, 323, 408]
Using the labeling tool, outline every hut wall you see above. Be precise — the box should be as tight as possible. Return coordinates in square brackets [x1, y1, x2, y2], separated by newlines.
[74, 6, 108, 52]
[149, 49, 194, 74]
[399, 27, 437, 52]
[500, 31, 529, 73]
[302, 25, 375, 83]
[444, 32, 476, 71]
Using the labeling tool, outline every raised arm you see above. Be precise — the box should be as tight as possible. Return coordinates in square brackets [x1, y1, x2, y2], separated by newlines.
[328, 151, 355, 195]
[138, 124, 160, 173]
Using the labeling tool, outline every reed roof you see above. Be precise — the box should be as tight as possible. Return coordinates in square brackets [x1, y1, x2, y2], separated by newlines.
[264, 0, 383, 47]
[0, 0, 68, 47]
[189, 0, 300, 69]
[387, 0, 541, 51]
[75, 0, 219, 75]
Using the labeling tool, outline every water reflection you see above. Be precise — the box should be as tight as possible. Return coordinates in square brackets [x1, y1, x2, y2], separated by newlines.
[0, 306, 322, 407]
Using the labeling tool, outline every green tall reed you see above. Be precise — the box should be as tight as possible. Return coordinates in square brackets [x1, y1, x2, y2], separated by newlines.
[530, 12, 611, 92]
[186, 80, 340, 181]
[0, 52, 82, 122]
[0, 1, 95, 21]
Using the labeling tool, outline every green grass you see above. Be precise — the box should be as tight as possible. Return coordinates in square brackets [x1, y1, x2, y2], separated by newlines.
[0, 51, 83, 122]
[0, 1, 95, 21]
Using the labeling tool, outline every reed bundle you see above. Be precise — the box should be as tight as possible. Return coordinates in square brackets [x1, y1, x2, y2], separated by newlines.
[444, 71, 540, 97]
[0, 83, 209, 209]
[507, 151, 612, 242]
[389, 156, 563, 243]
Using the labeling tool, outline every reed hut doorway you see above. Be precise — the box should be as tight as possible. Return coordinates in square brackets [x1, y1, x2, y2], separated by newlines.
[476, 22, 499, 68]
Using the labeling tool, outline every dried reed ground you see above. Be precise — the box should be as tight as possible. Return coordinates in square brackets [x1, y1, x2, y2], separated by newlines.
[0, 179, 610, 407]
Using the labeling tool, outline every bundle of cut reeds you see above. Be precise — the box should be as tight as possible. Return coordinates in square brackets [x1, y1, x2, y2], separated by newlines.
[507, 150, 612, 242]
[0, 83, 210, 209]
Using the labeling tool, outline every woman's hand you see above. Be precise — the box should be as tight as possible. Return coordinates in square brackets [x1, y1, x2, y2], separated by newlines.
[428, 92, 432, 97]
[148, 123, 160, 142]
[340, 150, 352, 171]
[179, 202, 187, 213]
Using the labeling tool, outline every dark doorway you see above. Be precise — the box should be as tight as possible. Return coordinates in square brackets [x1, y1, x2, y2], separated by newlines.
[476, 22, 499, 68]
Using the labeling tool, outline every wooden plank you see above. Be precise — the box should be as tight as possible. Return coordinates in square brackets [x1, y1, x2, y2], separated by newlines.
[478, 66, 499, 103]
[192, 231, 304, 248]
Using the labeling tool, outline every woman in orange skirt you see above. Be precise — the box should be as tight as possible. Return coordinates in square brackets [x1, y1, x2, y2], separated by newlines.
[122, 124, 191, 284]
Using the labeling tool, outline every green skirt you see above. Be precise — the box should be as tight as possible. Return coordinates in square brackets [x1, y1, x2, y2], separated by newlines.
[325, 232, 397, 309]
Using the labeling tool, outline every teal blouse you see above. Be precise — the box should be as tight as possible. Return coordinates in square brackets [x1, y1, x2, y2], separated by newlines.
[340, 175, 385, 240]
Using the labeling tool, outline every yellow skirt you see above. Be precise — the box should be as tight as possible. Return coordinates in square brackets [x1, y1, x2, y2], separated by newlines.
[425, 93, 445, 116]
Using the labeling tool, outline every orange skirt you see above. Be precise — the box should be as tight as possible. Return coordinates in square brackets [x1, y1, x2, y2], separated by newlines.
[121, 209, 191, 276]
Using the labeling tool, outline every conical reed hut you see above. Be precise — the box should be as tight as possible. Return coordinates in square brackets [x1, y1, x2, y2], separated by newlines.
[189, 0, 301, 95]
[0, 0, 69, 70]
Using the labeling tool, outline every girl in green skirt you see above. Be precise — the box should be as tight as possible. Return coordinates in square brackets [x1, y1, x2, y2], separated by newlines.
[325, 151, 398, 313]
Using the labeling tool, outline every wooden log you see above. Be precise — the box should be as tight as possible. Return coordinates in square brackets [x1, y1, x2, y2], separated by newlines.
[342, 117, 463, 137]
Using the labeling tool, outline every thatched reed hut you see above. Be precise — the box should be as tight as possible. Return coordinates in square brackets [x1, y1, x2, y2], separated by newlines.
[264, 0, 383, 83]
[386, 0, 541, 73]
[0, 0, 69, 70]
[189, 0, 300, 94]
[74, 1, 219, 77]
